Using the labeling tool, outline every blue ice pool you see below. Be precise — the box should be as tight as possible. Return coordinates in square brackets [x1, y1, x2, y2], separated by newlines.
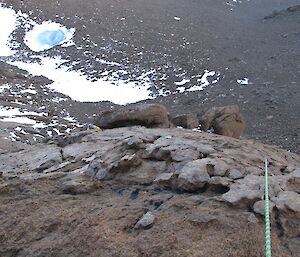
[36, 30, 66, 46]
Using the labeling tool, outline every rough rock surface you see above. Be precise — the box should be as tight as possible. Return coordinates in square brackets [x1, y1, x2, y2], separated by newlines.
[94, 104, 170, 129]
[0, 127, 299, 257]
[198, 105, 246, 138]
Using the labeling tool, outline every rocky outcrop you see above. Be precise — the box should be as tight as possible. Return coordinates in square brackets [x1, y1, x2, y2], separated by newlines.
[198, 105, 245, 138]
[94, 104, 170, 129]
[0, 127, 299, 257]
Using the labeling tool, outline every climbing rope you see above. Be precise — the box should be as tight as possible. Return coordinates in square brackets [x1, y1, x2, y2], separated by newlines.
[265, 159, 272, 257]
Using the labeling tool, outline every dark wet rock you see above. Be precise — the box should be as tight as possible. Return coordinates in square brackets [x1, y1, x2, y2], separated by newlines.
[198, 105, 245, 138]
[130, 188, 140, 200]
[147, 194, 172, 210]
[171, 114, 199, 129]
[94, 104, 170, 129]
[134, 211, 155, 229]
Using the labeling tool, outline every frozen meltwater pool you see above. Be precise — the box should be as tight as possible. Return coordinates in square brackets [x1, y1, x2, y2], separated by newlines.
[0, 4, 75, 55]
[24, 21, 75, 52]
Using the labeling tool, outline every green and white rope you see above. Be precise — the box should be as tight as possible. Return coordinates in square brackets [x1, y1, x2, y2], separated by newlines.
[265, 159, 271, 257]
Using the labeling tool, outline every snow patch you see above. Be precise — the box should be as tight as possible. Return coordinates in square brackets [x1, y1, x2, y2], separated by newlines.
[187, 70, 218, 91]
[0, 106, 48, 127]
[9, 57, 154, 105]
[237, 78, 249, 85]
[174, 79, 190, 86]
[20, 89, 37, 94]
[0, 4, 18, 56]
[0, 85, 10, 92]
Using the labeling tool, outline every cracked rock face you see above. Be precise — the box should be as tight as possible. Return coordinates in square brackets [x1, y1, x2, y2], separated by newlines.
[0, 127, 299, 257]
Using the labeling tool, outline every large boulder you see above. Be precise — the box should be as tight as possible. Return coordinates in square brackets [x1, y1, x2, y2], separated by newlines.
[94, 104, 170, 129]
[171, 114, 199, 129]
[198, 105, 245, 138]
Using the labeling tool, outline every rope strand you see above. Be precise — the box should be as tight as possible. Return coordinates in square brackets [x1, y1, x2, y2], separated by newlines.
[265, 159, 271, 257]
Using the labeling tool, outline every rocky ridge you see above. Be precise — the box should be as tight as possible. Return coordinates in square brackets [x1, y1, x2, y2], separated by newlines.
[0, 127, 299, 256]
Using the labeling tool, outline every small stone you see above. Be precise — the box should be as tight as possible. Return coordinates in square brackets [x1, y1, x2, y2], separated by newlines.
[228, 169, 243, 179]
[177, 159, 210, 191]
[154, 173, 173, 183]
[134, 211, 155, 229]
[247, 213, 259, 223]
[253, 200, 275, 216]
